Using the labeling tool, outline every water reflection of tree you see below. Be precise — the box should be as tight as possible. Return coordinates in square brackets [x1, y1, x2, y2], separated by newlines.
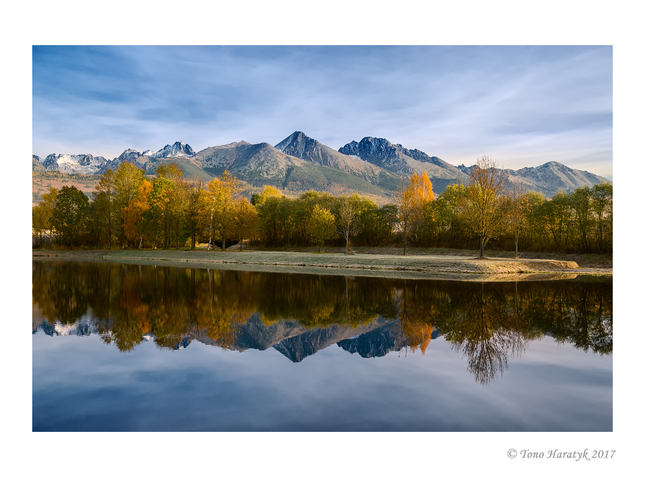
[519, 280, 612, 355]
[32, 261, 91, 325]
[257, 274, 397, 328]
[418, 282, 527, 385]
[394, 280, 446, 354]
[32, 262, 612, 373]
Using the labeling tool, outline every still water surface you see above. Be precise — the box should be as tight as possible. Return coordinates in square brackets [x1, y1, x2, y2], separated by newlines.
[32, 260, 612, 431]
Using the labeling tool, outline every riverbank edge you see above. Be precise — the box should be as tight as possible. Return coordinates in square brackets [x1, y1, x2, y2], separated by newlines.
[32, 249, 612, 281]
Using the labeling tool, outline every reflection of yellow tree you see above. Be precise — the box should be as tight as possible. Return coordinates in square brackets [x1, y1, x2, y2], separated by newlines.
[394, 280, 443, 354]
[192, 268, 257, 349]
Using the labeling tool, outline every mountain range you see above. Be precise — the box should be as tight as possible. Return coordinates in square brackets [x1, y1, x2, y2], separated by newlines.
[33, 131, 611, 199]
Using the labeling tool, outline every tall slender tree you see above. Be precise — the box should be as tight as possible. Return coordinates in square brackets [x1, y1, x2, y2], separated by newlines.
[394, 171, 434, 255]
[93, 169, 116, 248]
[591, 182, 612, 253]
[233, 197, 258, 251]
[334, 195, 362, 254]
[202, 171, 241, 250]
[113, 163, 145, 248]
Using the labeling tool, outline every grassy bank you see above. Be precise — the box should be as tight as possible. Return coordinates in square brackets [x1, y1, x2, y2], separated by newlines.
[32, 247, 611, 281]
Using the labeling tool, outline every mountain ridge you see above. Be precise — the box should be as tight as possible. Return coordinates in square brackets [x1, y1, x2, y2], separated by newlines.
[33, 132, 611, 199]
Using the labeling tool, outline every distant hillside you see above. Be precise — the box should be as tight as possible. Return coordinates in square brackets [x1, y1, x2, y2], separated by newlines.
[32, 171, 100, 204]
[457, 161, 610, 197]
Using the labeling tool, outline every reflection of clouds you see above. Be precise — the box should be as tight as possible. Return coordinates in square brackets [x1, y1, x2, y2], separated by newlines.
[32, 331, 612, 431]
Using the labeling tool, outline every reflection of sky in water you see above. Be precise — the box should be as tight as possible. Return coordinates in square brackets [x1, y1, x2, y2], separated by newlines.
[32, 331, 611, 431]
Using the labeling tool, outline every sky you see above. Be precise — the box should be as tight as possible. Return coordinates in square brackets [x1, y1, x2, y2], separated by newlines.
[32, 45, 613, 179]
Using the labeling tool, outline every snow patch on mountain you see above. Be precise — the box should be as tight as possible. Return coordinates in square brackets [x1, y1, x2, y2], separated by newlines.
[150, 141, 195, 159]
[42, 153, 110, 175]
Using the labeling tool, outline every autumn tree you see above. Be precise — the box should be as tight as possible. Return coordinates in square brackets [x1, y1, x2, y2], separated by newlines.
[185, 180, 205, 250]
[202, 171, 241, 250]
[307, 204, 336, 252]
[157, 164, 189, 249]
[145, 176, 174, 249]
[591, 182, 612, 252]
[113, 163, 145, 247]
[93, 169, 116, 248]
[506, 184, 528, 259]
[122, 180, 152, 249]
[433, 183, 467, 248]
[51, 186, 90, 248]
[32, 187, 58, 248]
[462, 156, 510, 258]
[569, 185, 593, 252]
[334, 195, 362, 254]
[233, 197, 258, 251]
[251, 185, 282, 206]
[394, 171, 434, 255]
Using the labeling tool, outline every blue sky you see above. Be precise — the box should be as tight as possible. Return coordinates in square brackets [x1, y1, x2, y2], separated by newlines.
[33, 45, 612, 178]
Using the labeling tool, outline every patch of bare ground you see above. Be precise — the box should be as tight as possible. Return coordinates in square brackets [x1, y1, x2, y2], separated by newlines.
[33, 246, 610, 281]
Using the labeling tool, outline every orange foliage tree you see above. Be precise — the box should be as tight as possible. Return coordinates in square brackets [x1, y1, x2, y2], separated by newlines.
[395, 171, 434, 255]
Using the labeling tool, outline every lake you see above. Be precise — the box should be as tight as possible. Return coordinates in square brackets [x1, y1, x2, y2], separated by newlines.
[32, 260, 612, 432]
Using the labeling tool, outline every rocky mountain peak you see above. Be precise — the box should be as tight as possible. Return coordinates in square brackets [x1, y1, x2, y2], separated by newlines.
[275, 131, 318, 156]
[151, 141, 195, 159]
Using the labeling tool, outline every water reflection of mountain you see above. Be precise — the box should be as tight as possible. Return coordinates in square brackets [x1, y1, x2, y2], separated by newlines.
[33, 260, 612, 383]
[32, 307, 407, 362]
[338, 322, 442, 358]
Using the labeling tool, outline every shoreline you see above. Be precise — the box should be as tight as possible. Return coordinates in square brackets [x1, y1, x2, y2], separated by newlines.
[32, 249, 612, 282]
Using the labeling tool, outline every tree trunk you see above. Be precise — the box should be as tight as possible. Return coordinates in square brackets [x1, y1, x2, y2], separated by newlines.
[403, 221, 407, 256]
[207, 212, 213, 251]
[515, 232, 519, 259]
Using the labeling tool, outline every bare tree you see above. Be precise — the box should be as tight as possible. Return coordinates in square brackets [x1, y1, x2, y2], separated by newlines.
[335, 196, 361, 254]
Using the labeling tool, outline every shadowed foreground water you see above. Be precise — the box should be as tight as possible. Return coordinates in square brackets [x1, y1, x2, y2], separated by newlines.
[32, 260, 612, 431]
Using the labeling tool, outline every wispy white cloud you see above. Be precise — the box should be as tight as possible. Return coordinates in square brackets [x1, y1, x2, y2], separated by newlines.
[32, 45, 612, 177]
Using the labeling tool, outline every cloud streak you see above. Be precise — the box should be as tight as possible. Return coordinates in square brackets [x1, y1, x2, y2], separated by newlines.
[32, 45, 612, 178]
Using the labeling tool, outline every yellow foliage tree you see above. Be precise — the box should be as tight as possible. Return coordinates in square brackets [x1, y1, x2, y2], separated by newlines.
[308, 204, 336, 253]
[395, 171, 434, 255]
[123, 180, 152, 249]
[462, 156, 509, 258]
[202, 171, 241, 250]
[233, 197, 258, 251]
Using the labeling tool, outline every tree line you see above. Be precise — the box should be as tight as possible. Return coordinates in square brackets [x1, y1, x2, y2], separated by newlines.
[32, 156, 612, 255]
